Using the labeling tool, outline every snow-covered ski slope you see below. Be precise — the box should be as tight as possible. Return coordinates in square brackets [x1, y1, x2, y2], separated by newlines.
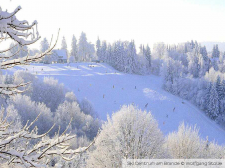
[9, 63, 225, 145]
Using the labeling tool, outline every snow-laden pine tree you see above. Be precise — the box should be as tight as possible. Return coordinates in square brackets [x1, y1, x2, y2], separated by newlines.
[153, 42, 167, 59]
[61, 36, 68, 50]
[87, 105, 166, 167]
[127, 40, 139, 74]
[40, 38, 50, 53]
[212, 44, 220, 58]
[199, 46, 210, 77]
[78, 32, 88, 62]
[40, 38, 51, 63]
[69, 35, 78, 62]
[0, 5, 94, 167]
[145, 44, 151, 70]
[187, 49, 200, 78]
[101, 41, 107, 62]
[77, 32, 95, 62]
[61, 36, 68, 62]
[207, 83, 220, 120]
[96, 37, 101, 61]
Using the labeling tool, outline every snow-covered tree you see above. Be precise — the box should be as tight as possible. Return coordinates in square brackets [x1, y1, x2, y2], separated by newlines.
[61, 36, 68, 50]
[166, 122, 225, 159]
[80, 98, 97, 118]
[77, 32, 95, 62]
[96, 37, 101, 60]
[87, 105, 166, 167]
[212, 44, 220, 58]
[40, 38, 51, 63]
[145, 44, 151, 69]
[40, 38, 49, 53]
[10, 94, 53, 135]
[166, 123, 203, 158]
[153, 42, 167, 59]
[187, 50, 200, 78]
[54, 101, 100, 139]
[69, 35, 78, 62]
[65, 91, 77, 102]
[207, 83, 220, 120]
[199, 46, 210, 76]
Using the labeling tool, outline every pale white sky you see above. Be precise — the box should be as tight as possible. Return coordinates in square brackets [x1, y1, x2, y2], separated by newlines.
[1, 0, 225, 50]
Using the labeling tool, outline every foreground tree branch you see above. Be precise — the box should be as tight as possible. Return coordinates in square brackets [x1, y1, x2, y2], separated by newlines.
[0, 112, 96, 167]
[0, 6, 59, 95]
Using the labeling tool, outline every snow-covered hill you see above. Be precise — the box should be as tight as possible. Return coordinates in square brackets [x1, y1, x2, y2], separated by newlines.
[8, 63, 225, 145]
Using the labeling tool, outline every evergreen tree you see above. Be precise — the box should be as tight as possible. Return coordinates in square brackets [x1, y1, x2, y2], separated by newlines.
[61, 36, 67, 50]
[101, 41, 107, 62]
[145, 44, 151, 68]
[216, 76, 223, 100]
[204, 82, 212, 111]
[40, 38, 49, 53]
[216, 76, 223, 114]
[78, 32, 89, 61]
[188, 50, 200, 78]
[40, 38, 50, 63]
[207, 83, 219, 120]
[199, 46, 210, 77]
[70, 35, 78, 62]
[96, 37, 101, 60]
[212, 44, 220, 58]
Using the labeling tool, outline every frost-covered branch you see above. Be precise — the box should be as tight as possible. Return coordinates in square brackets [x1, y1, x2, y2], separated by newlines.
[0, 112, 95, 167]
[0, 6, 61, 95]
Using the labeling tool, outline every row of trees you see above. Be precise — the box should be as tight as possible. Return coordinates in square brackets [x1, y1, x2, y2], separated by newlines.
[96, 39, 155, 74]
[39, 32, 95, 63]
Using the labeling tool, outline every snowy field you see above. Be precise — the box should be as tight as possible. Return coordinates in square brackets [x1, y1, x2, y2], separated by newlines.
[7, 63, 225, 145]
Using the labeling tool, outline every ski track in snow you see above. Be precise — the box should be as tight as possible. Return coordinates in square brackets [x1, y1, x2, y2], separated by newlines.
[7, 63, 225, 145]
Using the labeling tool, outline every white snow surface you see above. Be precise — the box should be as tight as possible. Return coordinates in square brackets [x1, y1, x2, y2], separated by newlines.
[7, 63, 225, 145]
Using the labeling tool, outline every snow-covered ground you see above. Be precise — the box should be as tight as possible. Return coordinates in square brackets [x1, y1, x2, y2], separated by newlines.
[8, 63, 225, 145]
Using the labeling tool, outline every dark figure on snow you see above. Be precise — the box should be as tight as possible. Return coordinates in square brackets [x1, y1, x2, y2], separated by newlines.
[145, 103, 148, 108]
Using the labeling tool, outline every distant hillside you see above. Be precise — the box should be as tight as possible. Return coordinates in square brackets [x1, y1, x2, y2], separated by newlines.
[200, 42, 225, 52]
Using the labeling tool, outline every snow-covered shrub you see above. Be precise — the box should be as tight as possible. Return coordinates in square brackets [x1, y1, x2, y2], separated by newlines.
[32, 77, 66, 112]
[79, 98, 98, 118]
[10, 94, 53, 135]
[165, 123, 204, 158]
[13, 71, 66, 112]
[87, 105, 166, 167]
[65, 91, 77, 102]
[165, 122, 225, 159]
[54, 101, 100, 139]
